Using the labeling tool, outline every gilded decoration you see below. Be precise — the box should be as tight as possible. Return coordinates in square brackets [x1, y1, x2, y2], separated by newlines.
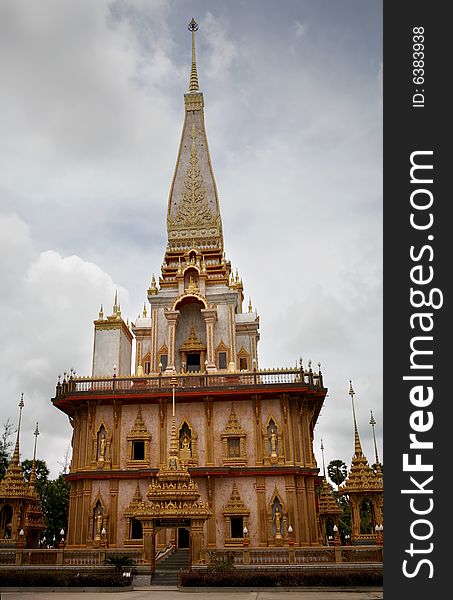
[133, 411, 211, 533]
[237, 347, 250, 371]
[126, 407, 151, 469]
[267, 488, 288, 547]
[221, 405, 247, 467]
[89, 493, 109, 546]
[178, 419, 198, 467]
[167, 124, 221, 244]
[215, 340, 230, 370]
[91, 421, 112, 470]
[317, 478, 342, 545]
[339, 382, 383, 543]
[222, 482, 250, 547]
[124, 483, 144, 546]
[263, 417, 284, 466]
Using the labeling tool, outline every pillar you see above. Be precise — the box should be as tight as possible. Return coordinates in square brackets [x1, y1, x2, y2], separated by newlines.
[164, 310, 180, 371]
[142, 520, 156, 573]
[190, 520, 205, 565]
[201, 308, 217, 371]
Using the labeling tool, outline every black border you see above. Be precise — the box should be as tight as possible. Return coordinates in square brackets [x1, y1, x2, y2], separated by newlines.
[384, 1, 448, 595]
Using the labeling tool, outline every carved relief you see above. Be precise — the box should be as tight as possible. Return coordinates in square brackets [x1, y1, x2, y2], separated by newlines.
[267, 487, 288, 547]
[126, 407, 151, 469]
[262, 417, 285, 465]
[221, 404, 247, 467]
[178, 419, 198, 467]
[222, 482, 250, 547]
[91, 421, 112, 470]
[89, 494, 108, 547]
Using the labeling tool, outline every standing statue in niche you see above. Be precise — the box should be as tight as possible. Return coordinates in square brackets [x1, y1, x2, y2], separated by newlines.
[95, 512, 103, 540]
[273, 507, 282, 539]
[270, 429, 278, 457]
[99, 435, 106, 461]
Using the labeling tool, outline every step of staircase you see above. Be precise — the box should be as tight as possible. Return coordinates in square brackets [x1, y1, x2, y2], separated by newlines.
[150, 549, 190, 586]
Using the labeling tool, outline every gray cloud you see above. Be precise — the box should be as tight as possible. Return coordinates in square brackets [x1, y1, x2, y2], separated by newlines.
[0, 0, 382, 478]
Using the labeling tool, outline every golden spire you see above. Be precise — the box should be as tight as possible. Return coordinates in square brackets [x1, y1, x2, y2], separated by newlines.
[349, 380, 363, 457]
[142, 302, 147, 318]
[29, 422, 40, 492]
[11, 393, 24, 467]
[188, 18, 200, 92]
[113, 290, 118, 311]
[248, 297, 253, 313]
[0, 394, 29, 499]
[320, 438, 326, 477]
[98, 304, 104, 320]
[370, 410, 382, 475]
[167, 376, 181, 470]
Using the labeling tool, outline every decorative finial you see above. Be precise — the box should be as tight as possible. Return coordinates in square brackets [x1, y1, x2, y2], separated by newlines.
[143, 302, 147, 318]
[348, 380, 363, 457]
[369, 410, 381, 472]
[188, 18, 200, 92]
[112, 290, 119, 316]
[320, 438, 326, 477]
[149, 274, 158, 295]
[248, 297, 252, 312]
[11, 394, 25, 466]
[98, 304, 104, 320]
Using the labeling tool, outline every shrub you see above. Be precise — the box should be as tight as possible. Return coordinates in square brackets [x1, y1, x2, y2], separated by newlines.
[179, 568, 383, 587]
[0, 570, 132, 587]
[104, 554, 136, 573]
[206, 551, 236, 573]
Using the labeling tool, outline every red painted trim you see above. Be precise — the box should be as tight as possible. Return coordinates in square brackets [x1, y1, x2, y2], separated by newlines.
[65, 465, 320, 482]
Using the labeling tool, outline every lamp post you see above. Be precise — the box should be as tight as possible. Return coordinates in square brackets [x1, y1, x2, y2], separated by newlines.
[375, 524, 383, 546]
[287, 524, 294, 546]
[333, 524, 340, 546]
[18, 528, 25, 549]
[100, 527, 107, 548]
[242, 526, 249, 547]
[59, 528, 65, 548]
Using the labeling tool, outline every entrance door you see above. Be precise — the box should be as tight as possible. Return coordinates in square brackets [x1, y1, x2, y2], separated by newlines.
[187, 353, 201, 372]
[178, 527, 190, 549]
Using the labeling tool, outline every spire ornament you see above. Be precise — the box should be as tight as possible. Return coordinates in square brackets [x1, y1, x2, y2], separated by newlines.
[29, 422, 40, 491]
[370, 410, 382, 475]
[188, 18, 200, 92]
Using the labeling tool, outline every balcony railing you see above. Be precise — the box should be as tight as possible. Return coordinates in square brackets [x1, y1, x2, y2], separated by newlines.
[54, 366, 325, 399]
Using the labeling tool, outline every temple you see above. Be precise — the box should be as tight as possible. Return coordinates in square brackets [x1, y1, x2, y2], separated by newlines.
[48, 20, 380, 573]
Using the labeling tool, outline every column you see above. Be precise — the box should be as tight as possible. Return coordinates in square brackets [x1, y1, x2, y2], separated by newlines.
[190, 520, 206, 565]
[109, 479, 119, 547]
[206, 475, 216, 547]
[142, 520, 156, 572]
[256, 476, 267, 546]
[201, 308, 217, 371]
[164, 310, 180, 371]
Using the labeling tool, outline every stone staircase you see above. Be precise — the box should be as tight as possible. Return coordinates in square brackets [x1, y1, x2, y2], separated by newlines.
[150, 549, 190, 586]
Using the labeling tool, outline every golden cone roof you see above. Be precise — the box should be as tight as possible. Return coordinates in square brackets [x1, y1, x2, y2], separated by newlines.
[165, 20, 224, 262]
[0, 440, 29, 499]
[223, 482, 249, 516]
[341, 382, 383, 495]
[318, 478, 342, 515]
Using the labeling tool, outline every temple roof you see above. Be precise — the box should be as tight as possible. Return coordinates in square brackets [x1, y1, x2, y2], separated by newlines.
[166, 19, 223, 254]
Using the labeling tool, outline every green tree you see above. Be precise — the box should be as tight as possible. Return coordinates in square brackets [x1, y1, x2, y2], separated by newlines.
[40, 474, 70, 542]
[21, 459, 50, 499]
[327, 459, 348, 491]
[0, 419, 14, 479]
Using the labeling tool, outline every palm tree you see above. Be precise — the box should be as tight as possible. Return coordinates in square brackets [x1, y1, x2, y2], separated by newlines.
[327, 459, 348, 492]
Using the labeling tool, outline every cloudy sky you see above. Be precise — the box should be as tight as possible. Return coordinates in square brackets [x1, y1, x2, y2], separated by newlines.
[0, 0, 382, 479]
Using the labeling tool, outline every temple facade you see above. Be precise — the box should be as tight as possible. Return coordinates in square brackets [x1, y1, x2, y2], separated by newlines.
[52, 20, 328, 567]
